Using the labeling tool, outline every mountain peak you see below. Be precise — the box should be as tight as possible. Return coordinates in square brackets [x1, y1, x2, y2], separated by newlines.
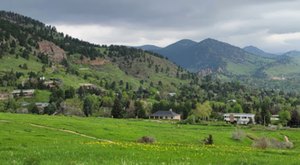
[171, 39, 197, 47]
[201, 38, 217, 42]
[243, 45, 275, 57]
[199, 38, 230, 46]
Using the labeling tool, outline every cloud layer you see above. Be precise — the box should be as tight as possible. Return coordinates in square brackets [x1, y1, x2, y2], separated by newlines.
[3, 0, 300, 52]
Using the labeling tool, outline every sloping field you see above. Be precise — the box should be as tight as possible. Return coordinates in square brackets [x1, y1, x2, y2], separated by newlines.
[0, 113, 299, 164]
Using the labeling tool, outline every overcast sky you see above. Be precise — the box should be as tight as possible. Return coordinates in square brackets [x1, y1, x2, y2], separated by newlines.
[2, 0, 300, 53]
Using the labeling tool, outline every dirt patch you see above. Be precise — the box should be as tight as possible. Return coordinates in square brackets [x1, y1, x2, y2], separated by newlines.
[75, 57, 110, 66]
[38, 40, 67, 63]
[30, 123, 113, 143]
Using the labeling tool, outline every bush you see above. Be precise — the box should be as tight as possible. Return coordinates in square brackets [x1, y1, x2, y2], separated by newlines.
[137, 136, 155, 144]
[253, 137, 270, 149]
[203, 134, 213, 145]
[252, 137, 294, 149]
[283, 141, 294, 149]
[178, 115, 196, 124]
[232, 129, 245, 141]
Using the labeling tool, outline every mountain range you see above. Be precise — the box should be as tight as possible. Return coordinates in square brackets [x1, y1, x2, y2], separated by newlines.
[137, 39, 300, 79]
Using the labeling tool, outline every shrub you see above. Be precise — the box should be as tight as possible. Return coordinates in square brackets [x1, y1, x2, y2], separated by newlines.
[252, 137, 294, 149]
[283, 141, 294, 149]
[137, 136, 155, 144]
[252, 137, 269, 149]
[232, 129, 245, 141]
[203, 134, 213, 145]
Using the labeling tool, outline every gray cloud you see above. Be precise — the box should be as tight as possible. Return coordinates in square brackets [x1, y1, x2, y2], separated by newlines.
[2, 0, 300, 52]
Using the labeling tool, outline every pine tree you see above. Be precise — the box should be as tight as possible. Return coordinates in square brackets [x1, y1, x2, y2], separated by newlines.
[111, 98, 123, 118]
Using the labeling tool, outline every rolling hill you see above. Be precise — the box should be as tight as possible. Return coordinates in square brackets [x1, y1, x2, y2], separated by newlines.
[0, 11, 191, 93]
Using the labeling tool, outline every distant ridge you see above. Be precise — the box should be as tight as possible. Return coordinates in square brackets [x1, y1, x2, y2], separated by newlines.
[149, 38, 267, 75]
[243, 46, 276, 57]
[282, 50, 300, 57]
[135, 45, 161, 51]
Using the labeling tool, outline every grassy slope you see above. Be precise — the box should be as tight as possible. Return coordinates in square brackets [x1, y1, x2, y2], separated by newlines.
[0, 113, 300, 164]
[225, 55, 274, 76]
[264, 56, 300, 77]
[0, 55, 43, 73]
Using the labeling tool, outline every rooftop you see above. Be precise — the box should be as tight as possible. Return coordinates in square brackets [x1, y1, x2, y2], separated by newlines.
[223, 113, 255, 117]
[12, 89, 35, 94]
[150, 110, 180, 117]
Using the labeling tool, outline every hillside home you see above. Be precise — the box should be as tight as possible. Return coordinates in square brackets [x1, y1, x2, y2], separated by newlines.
[0, 93, 10, 100]
[150, 109, 181, 120]
[11, 89, 35, 98]
[79, 83, 98, 90]
[168, 93, 176, 97]
[43, 78, 63, 89]
[223, 113, 255, 125]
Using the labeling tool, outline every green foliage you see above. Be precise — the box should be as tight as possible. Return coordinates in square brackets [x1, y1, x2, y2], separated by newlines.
[50, 88, 65, 103]
[289, 109, 300, 127]
[111, 97, 123, 118]
[232, 103, 243, 113]
[44, 103, 56, 115]
[65, 87, 76, 99]
[28, 104, 39, 114]
[83, 94, 99, 117]
[192, 101, 212, 120]
[203, 134, 213, 145]
[279, 110, 291, 126]
[5, 98, 17, 112]
[134, 100, 146, 118]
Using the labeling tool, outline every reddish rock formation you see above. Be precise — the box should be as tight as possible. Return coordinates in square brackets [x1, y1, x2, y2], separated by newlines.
[38, 40, 67, 63]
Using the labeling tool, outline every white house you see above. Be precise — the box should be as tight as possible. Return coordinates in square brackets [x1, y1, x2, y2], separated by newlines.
[223, 113, 255, 125]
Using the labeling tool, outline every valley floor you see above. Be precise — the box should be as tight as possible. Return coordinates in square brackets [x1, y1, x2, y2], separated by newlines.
[0, 113, 300, 164]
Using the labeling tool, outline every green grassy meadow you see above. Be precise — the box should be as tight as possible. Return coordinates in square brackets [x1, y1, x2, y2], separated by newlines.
[0, 113, 300, 164]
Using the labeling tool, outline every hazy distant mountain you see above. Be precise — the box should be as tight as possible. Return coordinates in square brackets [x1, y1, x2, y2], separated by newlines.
[134, 39, 300, 78]
[136, 45, 161, 51]
[282, 50, 300, 57]
[243, 46, 276, 57]
[152, 38, 269, 75]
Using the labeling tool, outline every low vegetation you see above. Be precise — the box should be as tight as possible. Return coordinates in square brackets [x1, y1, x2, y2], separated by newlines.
[0, 113, 300, 164]
[232, 128, 245, 141]
[253, 137, 294, 149]
[137, 136, 156, 144]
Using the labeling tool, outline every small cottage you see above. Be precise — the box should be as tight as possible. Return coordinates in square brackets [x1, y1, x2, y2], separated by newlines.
[150, 110, 181, 120]
[11, 89, 35, 98]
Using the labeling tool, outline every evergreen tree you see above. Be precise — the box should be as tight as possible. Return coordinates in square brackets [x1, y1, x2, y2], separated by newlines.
[111, 97, 123, 118]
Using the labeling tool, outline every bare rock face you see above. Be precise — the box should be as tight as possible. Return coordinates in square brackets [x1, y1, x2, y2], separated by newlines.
[38, 40, 67, 63]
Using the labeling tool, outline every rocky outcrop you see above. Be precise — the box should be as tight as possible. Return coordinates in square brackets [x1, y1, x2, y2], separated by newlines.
[38, 40, 67, 63]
